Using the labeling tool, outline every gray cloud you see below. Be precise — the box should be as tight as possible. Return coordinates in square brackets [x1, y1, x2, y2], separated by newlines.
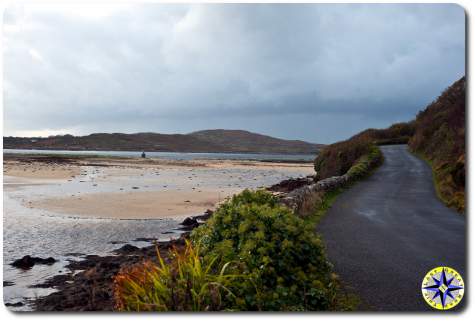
[3, 3, 465, 143]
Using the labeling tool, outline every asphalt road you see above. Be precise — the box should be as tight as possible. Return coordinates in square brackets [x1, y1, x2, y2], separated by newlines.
[317, 145, 466, 311]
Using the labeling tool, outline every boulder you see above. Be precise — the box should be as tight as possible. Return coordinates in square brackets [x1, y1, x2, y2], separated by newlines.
[11, 255, 56, 269]
[113, 244, 140, 254]
[5, 302, 24, 307]
[193, 209, 214, 221]
[181, 217, 198, 226]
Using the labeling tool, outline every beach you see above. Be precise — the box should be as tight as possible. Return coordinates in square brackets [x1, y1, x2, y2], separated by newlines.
[4, 154, 313, 219]
[3, 153, 314, 310]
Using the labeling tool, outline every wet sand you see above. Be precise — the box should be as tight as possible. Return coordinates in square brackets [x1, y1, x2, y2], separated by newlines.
[31, 189, 240, 219]
[3, 154, 314, 310]
[4, 154, 314, 220]
[3, 162, 79, 180]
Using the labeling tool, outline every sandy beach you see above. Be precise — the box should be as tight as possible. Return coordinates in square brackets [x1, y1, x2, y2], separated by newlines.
[4, 154, 314, 220]
[3, 153, 314, 309]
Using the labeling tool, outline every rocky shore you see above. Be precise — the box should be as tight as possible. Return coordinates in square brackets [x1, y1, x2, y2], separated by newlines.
[24, 210, 213, 311]
[5, 163, 316, 311]
[32, 236, 188, 311]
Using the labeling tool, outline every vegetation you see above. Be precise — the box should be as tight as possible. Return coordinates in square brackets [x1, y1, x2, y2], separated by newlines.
[409, 77, 465, 212]
[314, 139, 372, 180]
[191, 189, 338, 311]
[315, 76, 465, 212]
[113, 190, 342, 311]
[314, 137, 384, 181]
[113, 76, 466, 312]
[351, 122, 415, 145]
[114, 240, 241, 311]
[346, 145, 383, 180]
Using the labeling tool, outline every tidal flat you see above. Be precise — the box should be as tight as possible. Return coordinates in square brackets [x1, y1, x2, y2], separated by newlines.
[3, 154, 313, 310]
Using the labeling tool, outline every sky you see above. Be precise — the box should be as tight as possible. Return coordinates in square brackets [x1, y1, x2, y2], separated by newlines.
[2, 3, 465, 143]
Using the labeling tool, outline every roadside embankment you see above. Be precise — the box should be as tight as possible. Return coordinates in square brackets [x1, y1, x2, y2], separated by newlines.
[269, 143, 383, 218]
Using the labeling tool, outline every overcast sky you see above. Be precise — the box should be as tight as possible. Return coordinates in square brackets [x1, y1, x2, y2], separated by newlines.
[3, 3, 465, 143]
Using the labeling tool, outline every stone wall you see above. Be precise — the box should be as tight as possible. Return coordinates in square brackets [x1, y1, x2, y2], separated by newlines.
[278, 174, 350, 217]
[275, 145, 383, 217]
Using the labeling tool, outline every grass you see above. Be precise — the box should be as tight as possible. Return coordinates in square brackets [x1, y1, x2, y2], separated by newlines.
[411, 151, 464, 213]
[113, 240, 242, 311]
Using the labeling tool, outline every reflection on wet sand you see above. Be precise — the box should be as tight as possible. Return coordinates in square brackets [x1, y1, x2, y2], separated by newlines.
[3, 155, 313, 309]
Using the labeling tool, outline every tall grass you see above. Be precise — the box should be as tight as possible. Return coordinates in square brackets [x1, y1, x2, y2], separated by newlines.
[113, 240, 240, 311]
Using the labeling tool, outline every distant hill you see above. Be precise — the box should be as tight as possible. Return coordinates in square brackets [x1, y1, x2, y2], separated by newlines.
[3, 129, 322, 154]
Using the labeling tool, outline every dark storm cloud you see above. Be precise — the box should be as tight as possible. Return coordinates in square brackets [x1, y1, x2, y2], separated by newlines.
[3, 3, 465, 143]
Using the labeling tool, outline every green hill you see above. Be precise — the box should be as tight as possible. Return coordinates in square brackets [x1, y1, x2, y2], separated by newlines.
[3, 129, 322, 154]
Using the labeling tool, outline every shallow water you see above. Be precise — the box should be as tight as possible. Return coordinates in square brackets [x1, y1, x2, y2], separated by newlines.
[3, 162, 311, 310]
[3, 149, 316, 162]
[3, 193, 182, 310]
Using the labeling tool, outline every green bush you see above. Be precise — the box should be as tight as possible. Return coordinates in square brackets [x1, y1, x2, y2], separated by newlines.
[346, 145, 383, 180]
[191, 189, 337, 311]
[314, 139, 374, 180]
[314, 121, 410, 180]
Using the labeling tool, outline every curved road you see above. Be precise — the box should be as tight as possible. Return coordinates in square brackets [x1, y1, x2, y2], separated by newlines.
[317, 145, 466, 311]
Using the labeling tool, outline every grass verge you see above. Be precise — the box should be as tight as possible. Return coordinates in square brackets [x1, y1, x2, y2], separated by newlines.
[410, 151, 464, 213]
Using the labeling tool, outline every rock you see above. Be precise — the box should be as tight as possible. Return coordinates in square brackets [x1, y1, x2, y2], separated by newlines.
[267, 177, 314, 193]
[181, 217, 198, 226]
[64, 252, 85, 257]
[133, 237, 158, 242]
[98, 261, 121, 270]
[11, 255, 57, 269]
[32, 235, 189, 311]
[109, 241, 126, 245]
[180, 217, 200, 231]
[193, 209, 214, 221]
[3, 281, 15, 287]
[5, 302, 24, 307]
[113, 244, 140, 254]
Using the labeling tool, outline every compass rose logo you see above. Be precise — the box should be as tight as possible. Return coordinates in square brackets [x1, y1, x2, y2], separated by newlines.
[421, 266, 464, 310]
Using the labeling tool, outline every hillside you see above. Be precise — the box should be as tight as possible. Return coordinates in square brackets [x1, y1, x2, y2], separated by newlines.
[3, 130, 322, 154]
[189, 129, 322, 154]
[314, 76, 465, 212]
[408, 76, 466, 212]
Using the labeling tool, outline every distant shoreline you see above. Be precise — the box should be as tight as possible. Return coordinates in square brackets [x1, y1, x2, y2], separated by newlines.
[3, 149, 316, 163]
[3, 147, 317, 155]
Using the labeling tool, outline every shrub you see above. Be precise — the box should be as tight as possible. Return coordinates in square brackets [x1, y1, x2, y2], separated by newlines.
[409, 76, 465, 212]
[346, 145, 383, 180]
[314, 139, 374, 180]
[191, 189, 337, 311]
[113, 240, 240, 311]
[351, 122, 415, 145]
